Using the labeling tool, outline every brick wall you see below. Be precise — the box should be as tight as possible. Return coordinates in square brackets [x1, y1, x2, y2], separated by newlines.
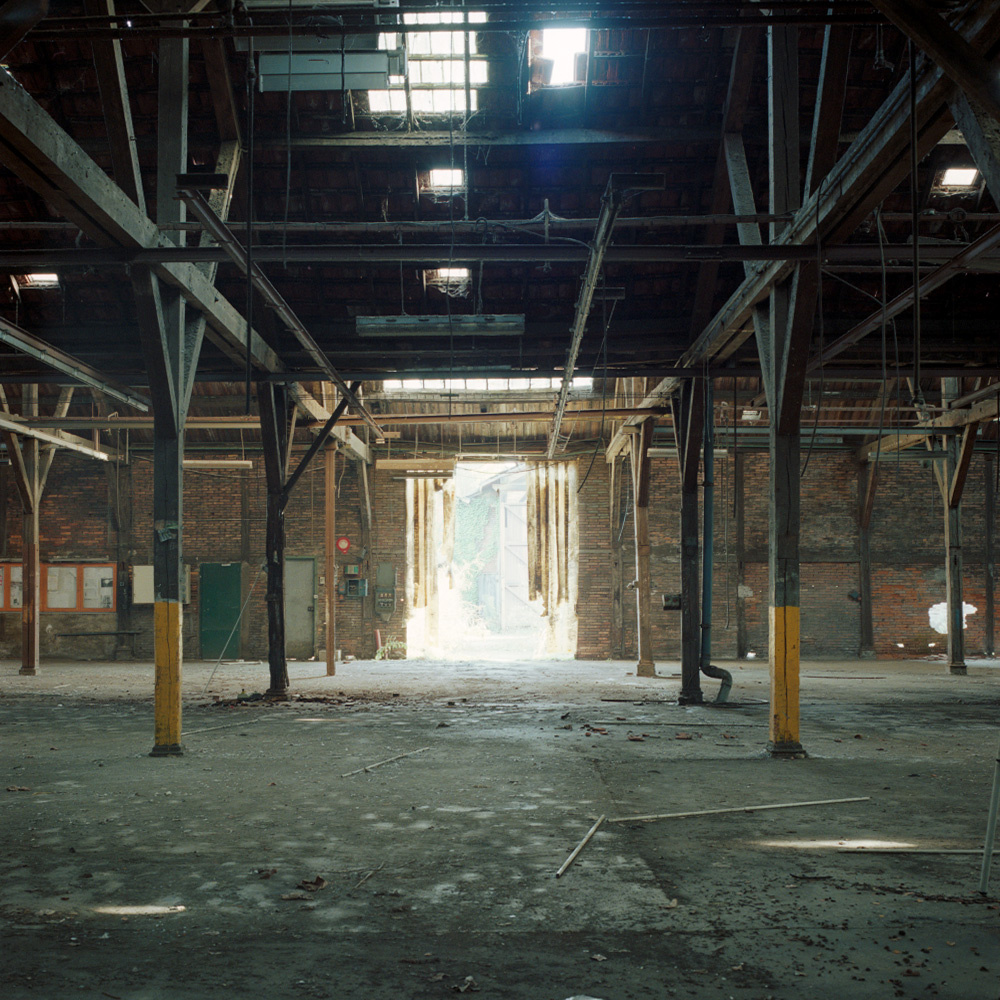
[0, 444, 996, 664]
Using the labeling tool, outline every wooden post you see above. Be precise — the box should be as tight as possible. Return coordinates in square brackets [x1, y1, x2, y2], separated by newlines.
[858, 462, 877, 657]
[19, 384, 39, 675]
[734, 449, 747, 659]
[631, 422, 655, 677]
[325, 445, 337, 675]
[609, 457, 625, 659]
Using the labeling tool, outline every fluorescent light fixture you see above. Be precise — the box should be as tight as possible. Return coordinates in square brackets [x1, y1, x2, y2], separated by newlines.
[357, 314, 524, 337]
[542, 27, 587, 85]
[434, 267, 469, 280]
[940, 167, 979, 187]
[377, 457, 455, 480]
[182, 460, 254, 470]
[19, 272, 59, 289]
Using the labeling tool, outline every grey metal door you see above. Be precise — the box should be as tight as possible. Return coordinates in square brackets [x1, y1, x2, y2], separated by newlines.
[284, 558, 315, 658]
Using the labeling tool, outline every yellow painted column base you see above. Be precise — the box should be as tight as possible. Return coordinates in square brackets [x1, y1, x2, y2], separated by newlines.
[769, 604, 805, 757]
[151, 600, 184, 757]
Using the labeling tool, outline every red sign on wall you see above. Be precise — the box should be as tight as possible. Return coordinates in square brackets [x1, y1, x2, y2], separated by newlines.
[336, 536, 351, 554]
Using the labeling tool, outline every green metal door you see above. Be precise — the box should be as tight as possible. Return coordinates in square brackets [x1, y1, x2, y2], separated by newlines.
[199, 563, 242, 660]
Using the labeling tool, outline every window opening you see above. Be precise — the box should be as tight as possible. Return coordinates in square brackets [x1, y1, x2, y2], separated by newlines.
[405, 462, 577, 660]
[17, 272, 60, 290]
[370, 11, 487, 116]
[541, 27, 587, 86]
[425, 266, 471, 297]
[939, 167, 979, 188]
[428, 167, 464, 191]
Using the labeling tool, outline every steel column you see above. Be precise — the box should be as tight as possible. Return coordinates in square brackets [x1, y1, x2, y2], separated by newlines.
[674, 379, 704, 703]
[985, 455, 996, 658]
[259, 382, 290, 696]
[147, 34, 190, 756]
[150, 425, 184, 755]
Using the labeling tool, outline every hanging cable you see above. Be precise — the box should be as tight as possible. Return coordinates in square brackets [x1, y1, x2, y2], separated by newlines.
[244, 19, 257, 416]
[282, 0, 292, 268]
[908, 39, 923, 407]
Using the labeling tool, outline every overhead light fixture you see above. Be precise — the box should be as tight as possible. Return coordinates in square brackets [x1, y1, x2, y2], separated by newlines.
[357, 314, 525, 337]
[377, 458, 455, 479]
[234, 27, 405, 93]
[182, 460, 254, 470]
[939, 167, 979, 188]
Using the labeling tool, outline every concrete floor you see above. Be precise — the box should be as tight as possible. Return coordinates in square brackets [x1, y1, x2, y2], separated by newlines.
[1, 656, 999, 999]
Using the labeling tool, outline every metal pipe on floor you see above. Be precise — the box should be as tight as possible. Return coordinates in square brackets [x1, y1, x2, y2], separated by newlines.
[980, 734, 1000, 894]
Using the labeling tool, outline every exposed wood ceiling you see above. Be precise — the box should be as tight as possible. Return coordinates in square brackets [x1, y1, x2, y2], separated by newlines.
[0, 0, 997, 454]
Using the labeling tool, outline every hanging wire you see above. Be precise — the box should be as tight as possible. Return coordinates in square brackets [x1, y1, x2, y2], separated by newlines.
[244, 17, 257, 416]
[282, 0, 292, 268]
[908, 39, 924, 408]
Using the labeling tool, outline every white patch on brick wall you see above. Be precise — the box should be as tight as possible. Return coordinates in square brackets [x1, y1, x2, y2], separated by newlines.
[928, 601, 977, 635]
[737, 584, 754, 599]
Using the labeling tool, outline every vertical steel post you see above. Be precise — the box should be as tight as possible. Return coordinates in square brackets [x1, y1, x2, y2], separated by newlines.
[19, 383, 39, 675]
[259, 382, 290, 696]
[985, 456, 996, 659]
[942, 379, 966, 674]
[632, 421, 655, 677]
[150, 426, 184, 755]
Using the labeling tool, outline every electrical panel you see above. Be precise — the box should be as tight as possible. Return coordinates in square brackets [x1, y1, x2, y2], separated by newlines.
[375, 563, 396, 621]
[343, 563, 361, 577]
[341, 578, 368, 598]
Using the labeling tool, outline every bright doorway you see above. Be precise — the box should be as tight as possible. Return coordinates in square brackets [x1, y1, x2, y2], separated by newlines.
[405, 462, 578, 660]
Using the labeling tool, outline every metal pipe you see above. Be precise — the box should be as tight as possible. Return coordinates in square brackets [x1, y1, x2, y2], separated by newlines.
[547, 173, 663, 457]
[980, 734, 1000, 893]
[700, 380, 732, 702]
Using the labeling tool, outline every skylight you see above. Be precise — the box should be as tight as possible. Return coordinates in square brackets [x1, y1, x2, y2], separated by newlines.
[542, 27, 587, 85]
[18, 272, 60, 289]
[940, 167, 979, 188]
[428, 168, 464, 190]
[382, 377, 593, 393]
[371, 12, 487, 116]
